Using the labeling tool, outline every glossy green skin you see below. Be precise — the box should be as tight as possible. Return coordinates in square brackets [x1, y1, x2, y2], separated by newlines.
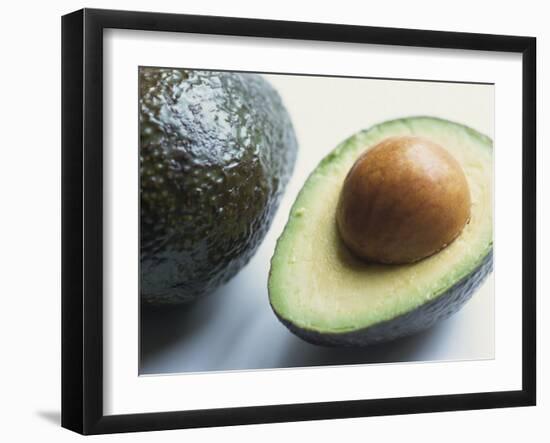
[140, 68, 297, 305]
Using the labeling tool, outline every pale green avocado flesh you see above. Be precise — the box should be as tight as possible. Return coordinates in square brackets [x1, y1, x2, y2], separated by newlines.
[268, 117, 493, 346]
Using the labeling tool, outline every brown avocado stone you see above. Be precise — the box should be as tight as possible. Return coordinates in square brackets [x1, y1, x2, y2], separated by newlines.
[336, 135, 471, 264]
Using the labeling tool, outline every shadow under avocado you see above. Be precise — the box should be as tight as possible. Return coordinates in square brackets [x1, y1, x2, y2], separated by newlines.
[139, 285, 226, 371]
[275, 319, 449, 369]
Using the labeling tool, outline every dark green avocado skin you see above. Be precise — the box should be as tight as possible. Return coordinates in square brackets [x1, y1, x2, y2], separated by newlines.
[275, 251, 492, 347]
[140, 68, 297, 305]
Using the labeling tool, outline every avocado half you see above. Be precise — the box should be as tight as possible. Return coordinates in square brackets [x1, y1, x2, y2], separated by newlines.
[140, 68, 297, 305]
[268, 117, 493, 346]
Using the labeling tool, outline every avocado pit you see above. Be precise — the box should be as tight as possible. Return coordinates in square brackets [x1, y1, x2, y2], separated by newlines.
[336, 135, 471, 264]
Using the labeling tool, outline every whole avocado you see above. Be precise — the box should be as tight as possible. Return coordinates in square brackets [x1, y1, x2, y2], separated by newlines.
[140, 68, 297, 305]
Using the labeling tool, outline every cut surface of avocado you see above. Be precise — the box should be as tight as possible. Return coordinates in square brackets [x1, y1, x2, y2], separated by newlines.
[268, 117, 492, 345]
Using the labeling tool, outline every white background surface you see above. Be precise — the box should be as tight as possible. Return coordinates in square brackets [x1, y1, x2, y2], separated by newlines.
[0, 0, 546, 442]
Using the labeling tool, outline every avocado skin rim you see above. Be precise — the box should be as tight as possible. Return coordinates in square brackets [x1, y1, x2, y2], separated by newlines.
[273, 250, 492, 347]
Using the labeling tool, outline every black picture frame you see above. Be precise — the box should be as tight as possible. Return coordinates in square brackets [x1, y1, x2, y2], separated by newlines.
[61, 8, 536, 435]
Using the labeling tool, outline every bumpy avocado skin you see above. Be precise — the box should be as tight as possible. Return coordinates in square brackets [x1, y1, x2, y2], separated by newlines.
[140, 68, 297, 305]
[275, 251, 492, 347]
